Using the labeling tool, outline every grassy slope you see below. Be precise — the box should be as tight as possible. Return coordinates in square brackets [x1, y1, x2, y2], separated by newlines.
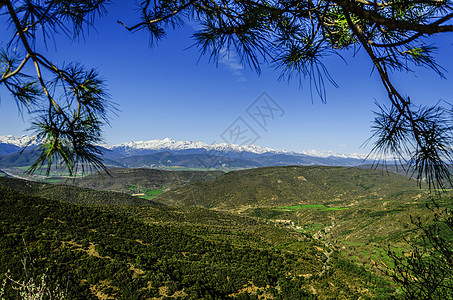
[0, 186, 392, 299]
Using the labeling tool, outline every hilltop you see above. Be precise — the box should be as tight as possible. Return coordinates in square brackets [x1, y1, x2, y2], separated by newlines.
[359, 163, 453, 188]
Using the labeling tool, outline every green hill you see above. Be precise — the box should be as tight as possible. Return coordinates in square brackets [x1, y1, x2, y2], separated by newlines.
[0, 186, 393, 299]
[0, 176, 157, 206]
[70, 168, 224, 195]
[155, 165, 421, 210]
[359, 163, 453, 189]
[155, 165, 452, 275]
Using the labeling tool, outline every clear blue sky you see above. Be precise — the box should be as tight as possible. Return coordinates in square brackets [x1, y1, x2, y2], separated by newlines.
[0, 2, 452, 154]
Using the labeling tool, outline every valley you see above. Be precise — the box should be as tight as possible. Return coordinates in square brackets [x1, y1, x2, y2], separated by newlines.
[1, 163, 450, 299]
[147, 166, 451, 276]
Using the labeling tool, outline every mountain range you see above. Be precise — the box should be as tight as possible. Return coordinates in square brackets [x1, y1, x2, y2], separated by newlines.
[0, 135, 378, 169]
[103, 137, 373, 159]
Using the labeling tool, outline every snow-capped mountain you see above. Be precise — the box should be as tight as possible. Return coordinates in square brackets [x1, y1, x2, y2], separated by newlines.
[105, 137, 291, 155]
[0, 135, 39, 156]
[105, 138, 375, 160]
[1, 135, 372, 159]
[299, 149, 371, 160]
[0, 135, 38, 148]
[0, 135, 378, 169]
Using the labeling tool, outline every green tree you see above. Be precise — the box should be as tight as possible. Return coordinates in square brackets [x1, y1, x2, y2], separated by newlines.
[387, 205, 453, 299]
[0, 0, 112, 175]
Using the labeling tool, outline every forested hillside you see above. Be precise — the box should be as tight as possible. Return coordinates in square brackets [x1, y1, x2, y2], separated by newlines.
[71, 168, 224, 194]
[154, 165, 451, 277]
[0, 184, 393, 299]
[0, 177, 156, 206]
[155, 166, 420, 209]
[2, 166, 450, 299]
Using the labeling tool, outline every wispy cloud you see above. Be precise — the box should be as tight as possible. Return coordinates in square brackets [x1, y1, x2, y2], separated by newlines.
[187, 21, 246, 81]
[219, 47, 246, 82]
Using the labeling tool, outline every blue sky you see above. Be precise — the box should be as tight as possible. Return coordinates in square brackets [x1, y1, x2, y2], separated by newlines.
[0, 2, 452, 154]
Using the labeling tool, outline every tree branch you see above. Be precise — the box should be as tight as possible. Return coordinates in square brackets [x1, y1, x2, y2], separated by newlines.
[117, 0, 196, 31]
[0, 53, 31, 82]
[5, 0, 66, 117]
[21, 1, 56, 34]
[334, 0, 453, 34]
[371, 32, 424, 47]
[343, 9, 423, 151]
[370, 11, 453, 47]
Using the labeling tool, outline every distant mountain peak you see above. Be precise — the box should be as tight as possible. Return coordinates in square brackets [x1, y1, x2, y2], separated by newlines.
[106, 137, 291, 155]
[105, 137, 376, 159]
[299, 149, 370, 160]
[1, 135, 375, 160]
[0, 135, 38, 148]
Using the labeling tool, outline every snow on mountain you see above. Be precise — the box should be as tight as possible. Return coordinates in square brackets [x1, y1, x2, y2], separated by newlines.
[106, 137, 375, 159]
[0, 135, 38, 148]
[299, 149, 371, 160]
[1, 135, 375, 160]
[106, 137, 291, 155]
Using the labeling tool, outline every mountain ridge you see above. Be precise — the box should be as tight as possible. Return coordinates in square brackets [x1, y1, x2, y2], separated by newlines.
[0, 135, 38, 148]
[0, 135, 384, 170]
[1, 134, 372, 160]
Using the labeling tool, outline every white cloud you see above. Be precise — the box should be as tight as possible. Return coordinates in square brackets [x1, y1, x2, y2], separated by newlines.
[219, 47, 246, 82]
[187, 21, 246, 81]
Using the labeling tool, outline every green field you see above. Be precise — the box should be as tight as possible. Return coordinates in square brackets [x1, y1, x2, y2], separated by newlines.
[129, 185, 165, 199]
[43, 178, 63, 183]
[139, 189, 164, 200]
[145, 189, 163, 196]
